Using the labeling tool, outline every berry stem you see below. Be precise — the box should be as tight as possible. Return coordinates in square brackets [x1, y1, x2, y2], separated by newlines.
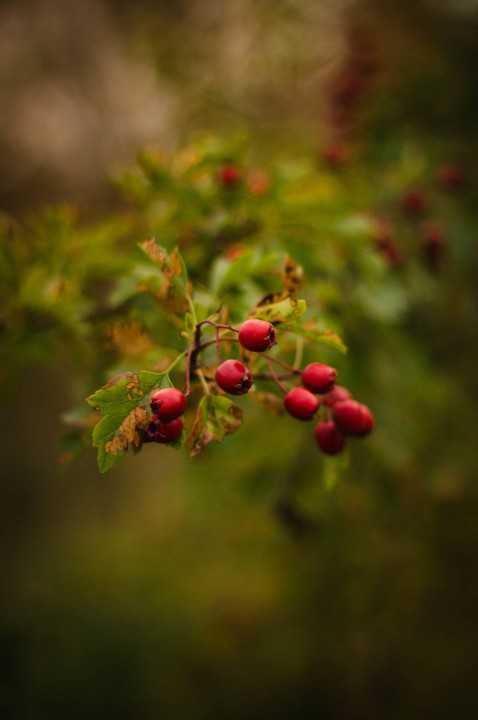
[262, 353, 300, 374]
[265, 357, 288, 394]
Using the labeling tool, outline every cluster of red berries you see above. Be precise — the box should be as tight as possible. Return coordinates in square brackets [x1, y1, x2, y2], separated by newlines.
[143, 387, 186, 444]
[214, 319, 374, 456]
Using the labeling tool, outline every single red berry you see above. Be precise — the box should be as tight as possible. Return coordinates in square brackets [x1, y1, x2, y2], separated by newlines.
[302, 363, 337, 394]
[155, 417, 184, 443]
[218, 164, 241, 188]
[323, 385, 352, 407]
[422, 222, 445, 271]
[401, 190, 427, 217]
[315, 421, 346, 455]
[437, 164, 464, 191]
[150, 387, 186, 421]
[333, 400, 374, 436]
[322, 143, 349, 169]
[284, 387, 319, 421]
[215, 359, 253, 395]
[238, 319, 276, 352]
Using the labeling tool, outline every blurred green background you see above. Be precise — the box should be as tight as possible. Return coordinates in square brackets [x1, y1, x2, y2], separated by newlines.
[1, 1, 478, 717]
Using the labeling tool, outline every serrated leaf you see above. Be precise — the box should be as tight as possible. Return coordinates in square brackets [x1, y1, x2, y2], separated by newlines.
[86, 369, 170, 473]
[188, 394, 242, 456]
[253, 296, 306, 323]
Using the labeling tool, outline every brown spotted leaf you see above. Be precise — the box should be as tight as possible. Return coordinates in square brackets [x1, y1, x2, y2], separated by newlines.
[188, 394, 243, 457]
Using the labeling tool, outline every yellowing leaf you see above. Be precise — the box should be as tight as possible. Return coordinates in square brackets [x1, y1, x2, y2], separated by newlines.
[253, 296, 306, 324]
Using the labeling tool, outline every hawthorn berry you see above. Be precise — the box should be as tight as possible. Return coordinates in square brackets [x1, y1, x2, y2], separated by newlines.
[323, 385, 351, 407]
[333, 400, 374, 436]
[218, 164, 241, 188]
[284, 387, 319, 421]
[401, 190, 427, 217]
[238, 319, 276, 352]
[215, 359, 253, 395]
[315, 421, 346, 455]
[422, 223, 445, 270]
[150, 387, 186, 421]
[437, 164, 464, 191]
[322, 143, 348, 169]
[144, 418, 183, 444]
[302, 362, 337, 394]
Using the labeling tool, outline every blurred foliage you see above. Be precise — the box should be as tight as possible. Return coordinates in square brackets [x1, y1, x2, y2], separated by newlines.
[1, 2, 478, 719]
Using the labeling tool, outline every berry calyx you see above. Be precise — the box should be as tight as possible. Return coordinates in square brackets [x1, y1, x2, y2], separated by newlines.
[333, 400, 374, 436]
[302, 362, 337, 394]
[218, 164, 241, 188]
[150, 387, 186, 421]
[323, 385, 352, 407]
[284, 387, 319, 421]
[238, 319, 276, 352]
[315, 421, 346, 455]
[144, 417, 183, 444]
[215, 359, 253, 395]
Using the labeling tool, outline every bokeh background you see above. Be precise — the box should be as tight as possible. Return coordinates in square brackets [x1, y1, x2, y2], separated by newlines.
[2, 0, 478, 717]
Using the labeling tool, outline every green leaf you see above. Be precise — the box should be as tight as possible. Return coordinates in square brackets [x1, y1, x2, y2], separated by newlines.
[86, 370, 170, 473]
[253, 297, 306, 324]
[188, 394, 243, 456]
[283, 322, 347, 354]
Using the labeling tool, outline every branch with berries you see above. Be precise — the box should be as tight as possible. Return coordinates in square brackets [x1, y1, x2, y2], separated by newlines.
[87, 258, 374, 473]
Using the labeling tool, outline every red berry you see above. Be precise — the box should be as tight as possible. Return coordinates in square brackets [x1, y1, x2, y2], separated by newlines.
[422, 222, 445, 270]
[215, 359, 252, 395]
[284, 387, 319, 421]
[322, 143, 349, 169]
[323, 385, 352, 407]
[333, 400, 374, 436]
[401, 190, 427, 216]
[238, 319, 276, 352]
[144, 418, 183, 444]
[315, 421, 346, 455]
[155, 418, 183, 443]
[302, 363, 337, 394]
[150, 387, 186, 421]
[437, 164, 464, 191]
[218, 164, 241, 188]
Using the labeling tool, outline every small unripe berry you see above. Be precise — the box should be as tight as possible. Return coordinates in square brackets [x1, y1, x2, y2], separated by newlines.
[302, 363, 337, 394]
[284, 387, 319, 421]
[218, 164, 241, 188]
[238, 319, 276, 352]
[323, 385, 352, 407]
[215, 359, 253, 395]
[315, 421, 346, 455]
[150, 387, 186, 421]
[333, 400, 374, 436]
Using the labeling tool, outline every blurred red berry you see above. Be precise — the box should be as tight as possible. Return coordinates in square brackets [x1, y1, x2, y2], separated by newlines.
[437, 164, 464, 191]
[333, 400, 374, 436]
[315, 420, 346, 455]
[323, 385, 352, 407]
[322, 143, 349, 169]
[401, 190, 427, 217]
[422, 222, 446, 271]
[218, 164, 241, 188]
